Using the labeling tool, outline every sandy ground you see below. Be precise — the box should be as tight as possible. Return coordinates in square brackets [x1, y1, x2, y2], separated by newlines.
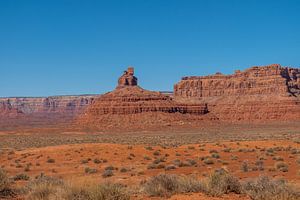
[1, 123, 300, 199]
[1, 141, 299, 195]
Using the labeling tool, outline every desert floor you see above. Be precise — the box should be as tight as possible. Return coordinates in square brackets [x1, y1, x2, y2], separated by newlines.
[0, 122, 300, 199]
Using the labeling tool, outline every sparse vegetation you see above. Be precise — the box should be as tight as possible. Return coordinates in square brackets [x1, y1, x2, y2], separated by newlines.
[0, 169, 12, 196]
[243, 176, 300, 200]
[203, 169, 242, 197]
[47, 158, 55, 163]
[143, 174, 204, 197]
[102, 169, 114, 178]
[275, 162, 289, 172]
[13, 173, 30, 181]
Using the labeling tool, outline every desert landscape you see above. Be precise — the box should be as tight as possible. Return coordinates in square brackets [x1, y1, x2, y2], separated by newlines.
[0, 65, 300, 200]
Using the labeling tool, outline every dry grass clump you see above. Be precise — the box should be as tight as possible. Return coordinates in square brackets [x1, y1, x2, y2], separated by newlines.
[102, 169, 114, 178]
[85, 167, 98, 174]
[25, 173, 129, 200]
[143, 174, 204, 197]
[13, 173, 30, 181]
[243, 176, 300, 200]
[202, 169, 242, 197]
[26, 176, 129, 200]
[0, 169, 14, 197]
[275, 162, 289, 172]
[26, 174, 64, 200]
[62, 183, 129, 200]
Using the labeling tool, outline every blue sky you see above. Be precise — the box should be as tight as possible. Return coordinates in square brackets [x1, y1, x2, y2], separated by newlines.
[0, 0, 299, 97]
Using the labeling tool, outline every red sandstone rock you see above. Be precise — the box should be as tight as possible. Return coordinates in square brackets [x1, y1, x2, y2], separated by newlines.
[0, 95, 96, 129]
[174, 64, 300, 121]
[117, 67, 138, 88]
[78, 67, 209, 130]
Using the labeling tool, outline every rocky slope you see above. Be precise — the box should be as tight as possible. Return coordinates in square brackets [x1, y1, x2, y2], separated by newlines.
[174, 64, 300, 121]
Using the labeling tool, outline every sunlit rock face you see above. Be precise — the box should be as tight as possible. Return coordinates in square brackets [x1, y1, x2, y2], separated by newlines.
[174, 64, 300, 121]
[78, 67, 209, 130]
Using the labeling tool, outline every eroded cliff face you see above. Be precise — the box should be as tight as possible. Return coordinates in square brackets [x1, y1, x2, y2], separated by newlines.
[0, 95, 97, 129]
[174, 64, 300, 121]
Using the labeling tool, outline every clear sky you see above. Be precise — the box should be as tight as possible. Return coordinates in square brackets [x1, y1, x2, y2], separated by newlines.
[0, 0, 299, 97]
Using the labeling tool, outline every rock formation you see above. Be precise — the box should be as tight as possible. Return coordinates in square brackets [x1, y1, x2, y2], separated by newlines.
[1, 64, 299, 131]
[0, 95, 96, 129]
[174, 64, 300, 121]
[117, 67, 138, 88]
[78, 67, 209, 130]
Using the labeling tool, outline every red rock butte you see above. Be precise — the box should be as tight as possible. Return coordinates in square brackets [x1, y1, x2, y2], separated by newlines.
[78, 67, 210, 130]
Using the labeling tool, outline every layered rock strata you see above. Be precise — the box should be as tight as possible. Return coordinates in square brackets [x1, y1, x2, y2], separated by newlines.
[174, 64, 300, 121]
[0, 95, 96, 129]
[78, 67, 209, 130]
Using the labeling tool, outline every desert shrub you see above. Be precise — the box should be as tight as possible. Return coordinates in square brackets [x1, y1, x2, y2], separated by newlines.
[241, 161, 249, 172]
[203, 158, 214, 165]
[47, 158, 55, 163]
[87, 183, 129, 200]
[26, 174, 64, 200]
[25, 164, 31, 172]
[14, 173, 30, 181]
[203, 169, 242, 197]
[223, 148, 232, 153]
[81, 159, 89, 164]
[147, 163, 156, 169]
[61, 183, 129, 200]
[145, 146, 153, 151]
[143, 174, 204, 197]
[60, 186, 89, 200]
[104, 166, 115, 171]
[186, 159, 197, 166]
[243, 176, 300, 200]
[85, 167, 98, 174]
[209, 149, 218, 154]
[93, 158, 101, 164]
[291, 148, 300, 155]
[153, 150, 161, 156]
[120, 168, 128, 173]
[231, 155, 238, 160]
[27, 176, 129, 200]
[0, 169, 12, 197]
[211, 153, 220, 159]
[143, 155, 151, 160]
[152, 157, 165, 164]
[273, 156, 284, 161]
[255, 160, 264, 171]
[275, 162, 289, 172]
[165, 165, 176, 171]
[102, 169, 114, 178]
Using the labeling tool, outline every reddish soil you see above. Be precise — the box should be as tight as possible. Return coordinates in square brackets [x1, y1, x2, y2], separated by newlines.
[1, 140, 299, 185]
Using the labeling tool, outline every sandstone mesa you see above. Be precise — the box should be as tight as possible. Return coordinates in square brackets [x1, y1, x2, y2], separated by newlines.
[0, 64, 299, 130]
